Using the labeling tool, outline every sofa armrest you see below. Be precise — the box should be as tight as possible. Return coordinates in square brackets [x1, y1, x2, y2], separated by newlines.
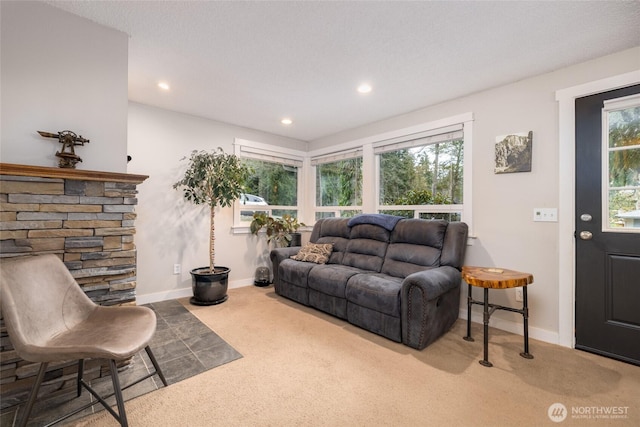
[270, 247, 302, 286]
[401, 266, 462, 349]
[402, 266, 461, 299]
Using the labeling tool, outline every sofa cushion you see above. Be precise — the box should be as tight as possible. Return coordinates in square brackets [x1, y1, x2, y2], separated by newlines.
[278, 259, 316, 288]
[381, 244, 441, 278]
[290, 242, 333, 264]
[316, 218, 351, 238]
[342, 224, 390, 272]
[315, 236, 348, 264]
[342, 240, 388, 272]
[381, 219, 447, 278]
[346, 273, 403, 317]
[312, 218, 351, 265]
[390, 219, 447, 247]
[308, 264, 363, 298]
[350, 223, 391, 242]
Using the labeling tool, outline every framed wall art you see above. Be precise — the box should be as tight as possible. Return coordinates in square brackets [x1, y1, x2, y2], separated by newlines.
[494, 131, 533, 174]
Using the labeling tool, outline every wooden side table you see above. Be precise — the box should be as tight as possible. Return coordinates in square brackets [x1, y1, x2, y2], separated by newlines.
[462, 266, 534, 367]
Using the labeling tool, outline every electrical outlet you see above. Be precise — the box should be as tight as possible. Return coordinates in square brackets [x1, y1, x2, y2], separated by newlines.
[515, 288, 523, 302]
[173, 264, 181, 275]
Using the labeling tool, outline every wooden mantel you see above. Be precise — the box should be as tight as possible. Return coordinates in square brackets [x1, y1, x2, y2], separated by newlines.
[0, 163, 148, 184]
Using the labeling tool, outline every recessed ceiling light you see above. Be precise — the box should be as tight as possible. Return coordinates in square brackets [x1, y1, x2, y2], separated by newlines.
[281, 118, 293, 125]
[158, 82, 170, 90]
[357, 83, 372, 94]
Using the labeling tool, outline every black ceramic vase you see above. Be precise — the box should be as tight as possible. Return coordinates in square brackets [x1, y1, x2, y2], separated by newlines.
[190, 267, 230, 305]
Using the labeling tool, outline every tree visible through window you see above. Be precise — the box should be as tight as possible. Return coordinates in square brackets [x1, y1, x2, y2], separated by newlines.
[240, 158, 299, 221]
[379, 139, 463, 219]
[315, 157, 362, 220]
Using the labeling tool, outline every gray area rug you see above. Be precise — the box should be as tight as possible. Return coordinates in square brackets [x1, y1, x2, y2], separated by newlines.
[146, 299, 243, 385]
[9, 299, 242, 427]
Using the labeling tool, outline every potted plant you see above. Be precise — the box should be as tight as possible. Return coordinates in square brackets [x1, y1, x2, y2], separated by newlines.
[173, 148, 251, 305]
[250, 212, 305, 248]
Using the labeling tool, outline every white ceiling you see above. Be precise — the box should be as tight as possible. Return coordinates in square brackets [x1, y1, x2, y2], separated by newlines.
[46, 1, 640, 142]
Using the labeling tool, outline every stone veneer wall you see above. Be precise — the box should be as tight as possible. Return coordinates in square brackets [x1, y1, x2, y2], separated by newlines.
[0, 163, 148, 411]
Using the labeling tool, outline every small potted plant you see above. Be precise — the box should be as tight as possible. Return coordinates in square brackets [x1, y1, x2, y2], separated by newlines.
[173, 148, 251, 305]
[250, 212, 304, 248]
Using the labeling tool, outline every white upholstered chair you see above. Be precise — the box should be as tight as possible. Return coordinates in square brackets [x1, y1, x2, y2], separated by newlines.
[0, 254, 167, 427]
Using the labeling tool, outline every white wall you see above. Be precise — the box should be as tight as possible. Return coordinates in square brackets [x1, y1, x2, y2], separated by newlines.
[127, 103, 307, 303]
[0, 1, 128, 172]
[311, 47, 640, 343]
[3, 1, 639, 345]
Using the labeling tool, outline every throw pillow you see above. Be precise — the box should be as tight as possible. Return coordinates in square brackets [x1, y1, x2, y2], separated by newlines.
[290, 242, 333, 264]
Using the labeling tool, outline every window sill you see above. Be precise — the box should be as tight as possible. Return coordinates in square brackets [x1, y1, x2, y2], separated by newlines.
[231, 226, 312, 235]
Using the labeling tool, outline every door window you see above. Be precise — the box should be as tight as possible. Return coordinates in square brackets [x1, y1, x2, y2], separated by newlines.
[603, 94, 640, 232]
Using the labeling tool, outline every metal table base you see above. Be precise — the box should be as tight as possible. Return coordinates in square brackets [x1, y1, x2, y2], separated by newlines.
[463, 284, 534, 367]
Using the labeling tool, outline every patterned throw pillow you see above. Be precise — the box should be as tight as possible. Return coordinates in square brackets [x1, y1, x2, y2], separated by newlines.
[290, 242, 334, 264]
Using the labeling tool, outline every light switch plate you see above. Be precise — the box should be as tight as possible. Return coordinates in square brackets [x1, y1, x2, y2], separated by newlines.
[533, 208, 558, 222]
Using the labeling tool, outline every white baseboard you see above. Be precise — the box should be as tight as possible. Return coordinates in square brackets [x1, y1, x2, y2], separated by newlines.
[136, 278, 254, 305]
[229, 278, 256, 289]
[136, 287, 192, 305]
[459, 308, 559, 346]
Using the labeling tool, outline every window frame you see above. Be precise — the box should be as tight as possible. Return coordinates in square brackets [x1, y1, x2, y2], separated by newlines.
[234, 113, 474, 238]
[232, 138, 306, 232]
[308, 112, 474, 236]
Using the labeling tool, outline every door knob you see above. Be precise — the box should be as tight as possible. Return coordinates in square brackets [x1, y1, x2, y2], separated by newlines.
[579, 231, 593, 240]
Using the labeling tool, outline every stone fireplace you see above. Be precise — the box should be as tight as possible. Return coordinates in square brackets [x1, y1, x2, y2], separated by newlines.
[0, 163, 148, 411]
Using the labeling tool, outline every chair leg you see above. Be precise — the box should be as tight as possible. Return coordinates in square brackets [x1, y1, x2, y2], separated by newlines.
[77, 359, 84, 397]
[19, 350, 163, 427]
[109, 359, 128, 427]
[18, 362, 48, 427]
[19, 352, 162, 427]
[145, 346, 168, 387]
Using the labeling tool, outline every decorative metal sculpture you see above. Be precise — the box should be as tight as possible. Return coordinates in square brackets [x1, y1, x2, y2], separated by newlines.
[38, 130, 90, 168]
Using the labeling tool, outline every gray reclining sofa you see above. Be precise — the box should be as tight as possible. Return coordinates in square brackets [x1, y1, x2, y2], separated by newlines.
[270, 215, 468, 350]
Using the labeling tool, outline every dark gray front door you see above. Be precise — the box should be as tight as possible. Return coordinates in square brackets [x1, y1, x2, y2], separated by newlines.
[575, 84, 640, 365]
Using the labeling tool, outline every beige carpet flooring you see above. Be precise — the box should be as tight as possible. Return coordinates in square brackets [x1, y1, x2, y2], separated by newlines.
[74, 286, 639, 426]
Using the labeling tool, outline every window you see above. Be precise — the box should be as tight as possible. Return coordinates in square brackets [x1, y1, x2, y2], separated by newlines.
[239, 113, 473, 234]
[234, 140, 305, 227]
[312, 150, 363, 220]
[603, 95, 640, 232]
[375, 124, 465, 220]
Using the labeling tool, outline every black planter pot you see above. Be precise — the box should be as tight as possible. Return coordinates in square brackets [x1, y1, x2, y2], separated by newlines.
[190, 266, 230, 306]
[289, 232, 302, 247]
